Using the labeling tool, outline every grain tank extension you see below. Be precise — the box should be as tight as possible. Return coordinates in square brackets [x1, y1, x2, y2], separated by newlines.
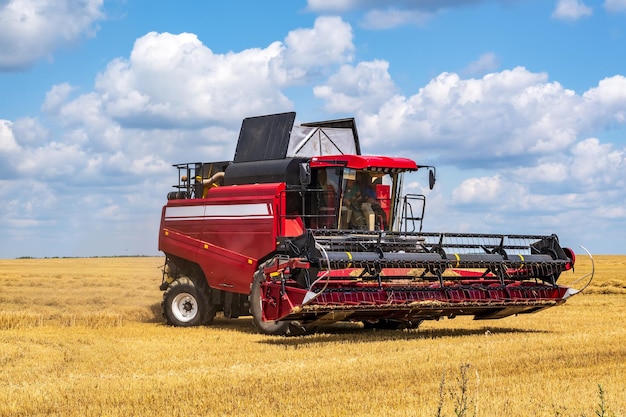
[158, 112, 592, 335]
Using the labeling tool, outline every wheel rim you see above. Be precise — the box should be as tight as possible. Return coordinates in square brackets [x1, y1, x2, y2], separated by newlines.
[171, 292, 198, 323]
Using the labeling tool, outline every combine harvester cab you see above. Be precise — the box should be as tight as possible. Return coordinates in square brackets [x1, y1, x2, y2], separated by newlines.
[158, 112, 593, 335]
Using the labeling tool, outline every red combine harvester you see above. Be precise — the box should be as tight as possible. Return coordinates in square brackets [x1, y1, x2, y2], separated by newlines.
[158, 112, 592, 335]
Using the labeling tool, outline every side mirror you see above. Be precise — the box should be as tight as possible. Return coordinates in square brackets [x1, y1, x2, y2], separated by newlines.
[429, 168, 436, 190]
[300, 163, 311, 186]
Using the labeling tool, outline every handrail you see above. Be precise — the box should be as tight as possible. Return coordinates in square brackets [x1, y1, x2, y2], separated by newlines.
[400, 194, 426, 233]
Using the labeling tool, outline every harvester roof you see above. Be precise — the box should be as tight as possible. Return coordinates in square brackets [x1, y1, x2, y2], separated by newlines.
[310, 154, 418, 172]
[233, 112, 362, 163]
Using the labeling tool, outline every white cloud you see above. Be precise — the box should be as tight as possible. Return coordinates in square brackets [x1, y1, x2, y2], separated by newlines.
[278, 16, 354, 80]
[463, 52, 500, 76]
[582, 75, 626, 125]
[78, 17, 354, 129]
[568, 138, 626, 189]
[315, 67, 626, 168]
[307, 0, 357, 12]
[306, 0, 536, 29]
[0, 0, 104, 71]
[361, 8, 434, 29]
[42, 83, 76, 115]
[93, 32, 289, 128]
[0, 120, 20, 154]
[313, 60, 397, 113]
[451, 174, 510, 205]
[508, 137, 625, 193]
[16, 141, 87, 178]
[11, 117, 49, 146]
[97, 204, 123, 221]
[443, 134, 625, 243]
[0, 179, 58, 223]
[594, 204, 626, 219]
[604, 0, 626, 12]
[449, 175, 566, 216]
[552, 0, 593, 20]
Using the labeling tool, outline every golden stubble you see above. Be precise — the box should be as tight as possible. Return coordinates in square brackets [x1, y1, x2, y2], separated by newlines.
[0, 255, 624, 417]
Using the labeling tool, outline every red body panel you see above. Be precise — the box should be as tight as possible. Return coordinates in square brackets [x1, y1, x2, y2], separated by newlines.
[261, 278, 569, 322]
[310, 154, 418, 171]
[159, 183, 289, 294]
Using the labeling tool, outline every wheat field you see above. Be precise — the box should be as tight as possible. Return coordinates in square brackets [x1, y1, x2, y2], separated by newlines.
[0, 255, 625, 417]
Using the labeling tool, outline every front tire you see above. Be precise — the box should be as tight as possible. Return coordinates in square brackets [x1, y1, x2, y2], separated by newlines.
[162, 276, 215, 327]
[249, 269, 308, 336]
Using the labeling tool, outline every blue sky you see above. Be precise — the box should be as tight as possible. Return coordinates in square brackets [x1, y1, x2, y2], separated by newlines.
[1, 0, 625, 258]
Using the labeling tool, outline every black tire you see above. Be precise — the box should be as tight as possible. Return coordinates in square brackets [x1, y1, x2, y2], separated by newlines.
[162, 276, 215, 327]
[249, 268, 308, 336]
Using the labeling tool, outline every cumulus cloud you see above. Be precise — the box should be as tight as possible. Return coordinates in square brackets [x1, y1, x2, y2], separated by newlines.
[463, 52, 500, 76]
[306, 0, 357, 12]
[450, 179, 590, 231]
[568, 138, 626, 189]
[451, 174, 512, 206]
[313, 60, 397, 113]
[277, 16, 354, 81]
[582, 75, 626, 124]
[94, 32, 289, 128]
[0, 179, 58, 225]
[42, 83, 76, 115]
[10, 117, 49, 146]
[0, 120, 20, 154]
[314, 65, 626, 168]
[361, 8, 434, 29]
[0, 0, 104, 71]
[552, 0, 593, 20]
[84, 16, 353, 129]
[454, 138, 625, 206]
[444, 135, 626, 243]
[307, 0, 531, 28]
[307, 0, 626, 20]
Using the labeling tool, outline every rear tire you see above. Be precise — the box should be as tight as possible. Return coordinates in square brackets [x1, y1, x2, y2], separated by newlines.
[162, 276, 215, 327]
[249, 268, 308, 336]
